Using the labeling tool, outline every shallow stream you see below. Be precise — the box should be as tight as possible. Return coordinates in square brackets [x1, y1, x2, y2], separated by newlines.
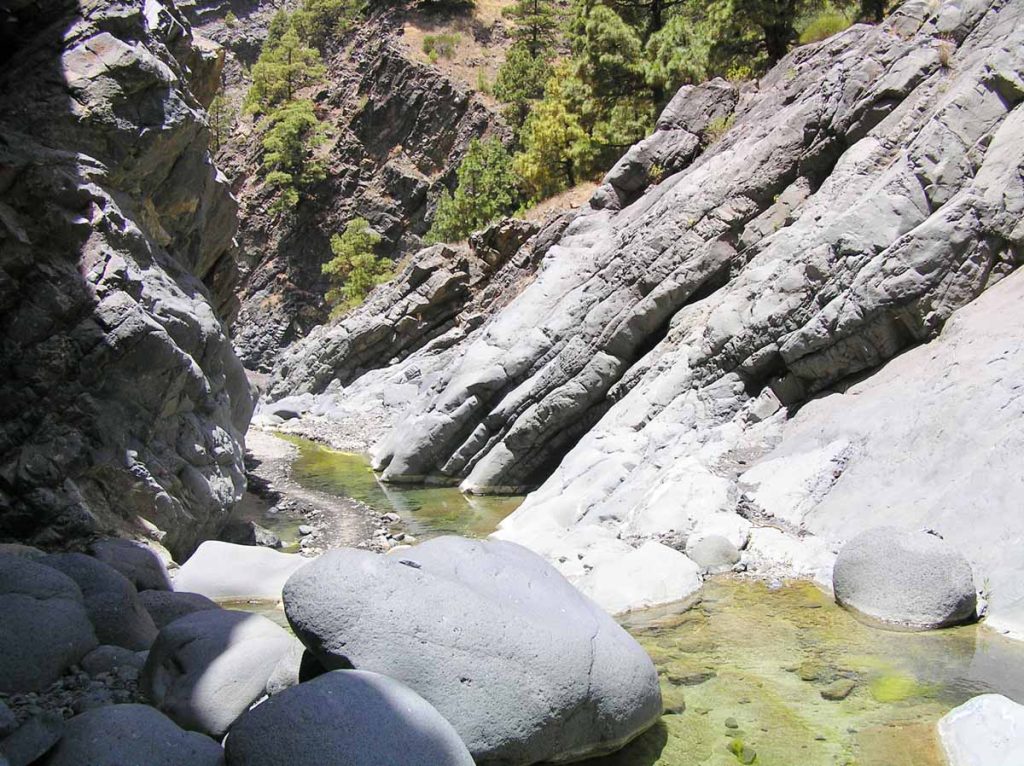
[256, 435, 1024, 765]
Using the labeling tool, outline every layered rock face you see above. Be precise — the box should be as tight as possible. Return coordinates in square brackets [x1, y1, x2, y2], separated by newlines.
[188, 2, 509, 369]
[268, 0, 1024, 624]
[0, 0, 253, 558]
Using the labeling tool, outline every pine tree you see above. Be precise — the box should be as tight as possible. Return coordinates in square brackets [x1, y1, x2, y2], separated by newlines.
[503, 0, 559, 57]
[513, 71, 596, 202]
[207, 92, 237, 153]
[322, 218, 391, 315]
[426, 138, 522, 243]
[493, 43, 553, 135]
[245, 24, 326, 115]
[260, 99, 329, 214]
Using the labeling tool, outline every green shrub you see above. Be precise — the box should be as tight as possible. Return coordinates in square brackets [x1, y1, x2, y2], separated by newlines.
[224, 10, 238, 27]
[322, 218, 392, 316]
[704, 114, 736, 143]
[245, 23, 326, 114]
[426, 137, 521, 243]
[422, 33, 460, 61]
[798, 9, 853, 45]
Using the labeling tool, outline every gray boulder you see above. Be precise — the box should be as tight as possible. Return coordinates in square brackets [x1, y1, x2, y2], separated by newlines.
[43, 553, 158, 651]
[39, 704, 224, 766]
[141, 609, 293, 738]
[0, 700, 16, 738]
[0, 712, 63, 766]
[686, 535, 741, 574]
[833, 527, 977, 629]
[265, 640, 325, 696]
[138, 590, 221, 629]
[938, 693, 1024, 766]
[0, 554, 97, 693]
[225, 670, 474, 766]
[283, 537, 662, 765]
[218, 520, 282, 549]
[88, 539, 172, 592]
[80, 645, 146, 676]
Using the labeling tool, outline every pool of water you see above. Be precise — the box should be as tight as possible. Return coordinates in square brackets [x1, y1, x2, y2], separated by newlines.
[590, 579, 1024, 766]
[281, 434, 525, 539]
[252, 434, 1024, 766]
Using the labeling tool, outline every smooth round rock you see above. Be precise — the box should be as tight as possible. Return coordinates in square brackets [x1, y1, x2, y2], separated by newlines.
[0, 554, 98, 693]
[41, 704, 223, 766]
[138, 590, 221, 629]
[283, 537, 662, 765]
[42, 553, 157, 650]
[225, 670, 474, 766]
[938, 693, 1024, 766]
[833, 527, 977, 629]
[88, 539, 173, 592]
[1, 712, 63, 765]
[265, 640, 325, 696]
[142, 609, 293, 738]
[686, 534, 741, 574]
[81, 644, 145, 675]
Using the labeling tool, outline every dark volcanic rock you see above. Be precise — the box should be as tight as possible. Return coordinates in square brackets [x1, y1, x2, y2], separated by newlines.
[0, 555, 97, 694]
[0, 0, 253, 558]
[225, 670, 474, 766]
[196, 6, 509, 370]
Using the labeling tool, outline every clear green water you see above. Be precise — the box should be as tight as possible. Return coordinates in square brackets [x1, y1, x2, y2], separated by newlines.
[266, 434, 1024, 765]
[593, 579, 1024, 766]
[281, 434, 525, 539]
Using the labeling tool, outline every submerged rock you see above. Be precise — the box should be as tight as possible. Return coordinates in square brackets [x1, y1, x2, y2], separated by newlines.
[283, 537, 662, 765]
[141, 609, 293, 738]
[938, 693, 1024, 766]
[832, 527, 976, 629]
[40, 704, 224, 766]
[0, 555, 97, 693]
[225, 670, 474, 766]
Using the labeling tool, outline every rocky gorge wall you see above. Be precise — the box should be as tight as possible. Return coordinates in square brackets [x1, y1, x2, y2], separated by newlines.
[269, 0, 1024, 634]
[0, 0, 253, 559]
[187, 1, 509, 370]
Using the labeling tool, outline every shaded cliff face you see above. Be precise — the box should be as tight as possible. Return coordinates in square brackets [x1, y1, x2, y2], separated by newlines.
[188, 3, 508, 370]
[0, 0, 253, 559]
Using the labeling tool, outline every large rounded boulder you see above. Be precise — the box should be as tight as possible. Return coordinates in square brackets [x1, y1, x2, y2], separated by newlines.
[833, 527, 977, 629]
[141, 610, 293, 738]
[283, 537, 662, 765]
[225, 670, 474, 766]
[88, 539, 173, 592]
[42, 553, 158, 650]
[39, 704, 223, 766]
[138, 590, 221, 629]
[0, 554, 98, 693]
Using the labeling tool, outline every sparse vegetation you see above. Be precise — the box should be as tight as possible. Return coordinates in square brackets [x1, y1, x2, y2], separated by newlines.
[798, 8, 854, 44]
[245, 21, 326, 115]
[224, 10, 238, 27]
[704, 114, 736, 143]
[422, 32, 461, 62]
[293, 0, 364, 50]
[323, 218, 392, 316]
